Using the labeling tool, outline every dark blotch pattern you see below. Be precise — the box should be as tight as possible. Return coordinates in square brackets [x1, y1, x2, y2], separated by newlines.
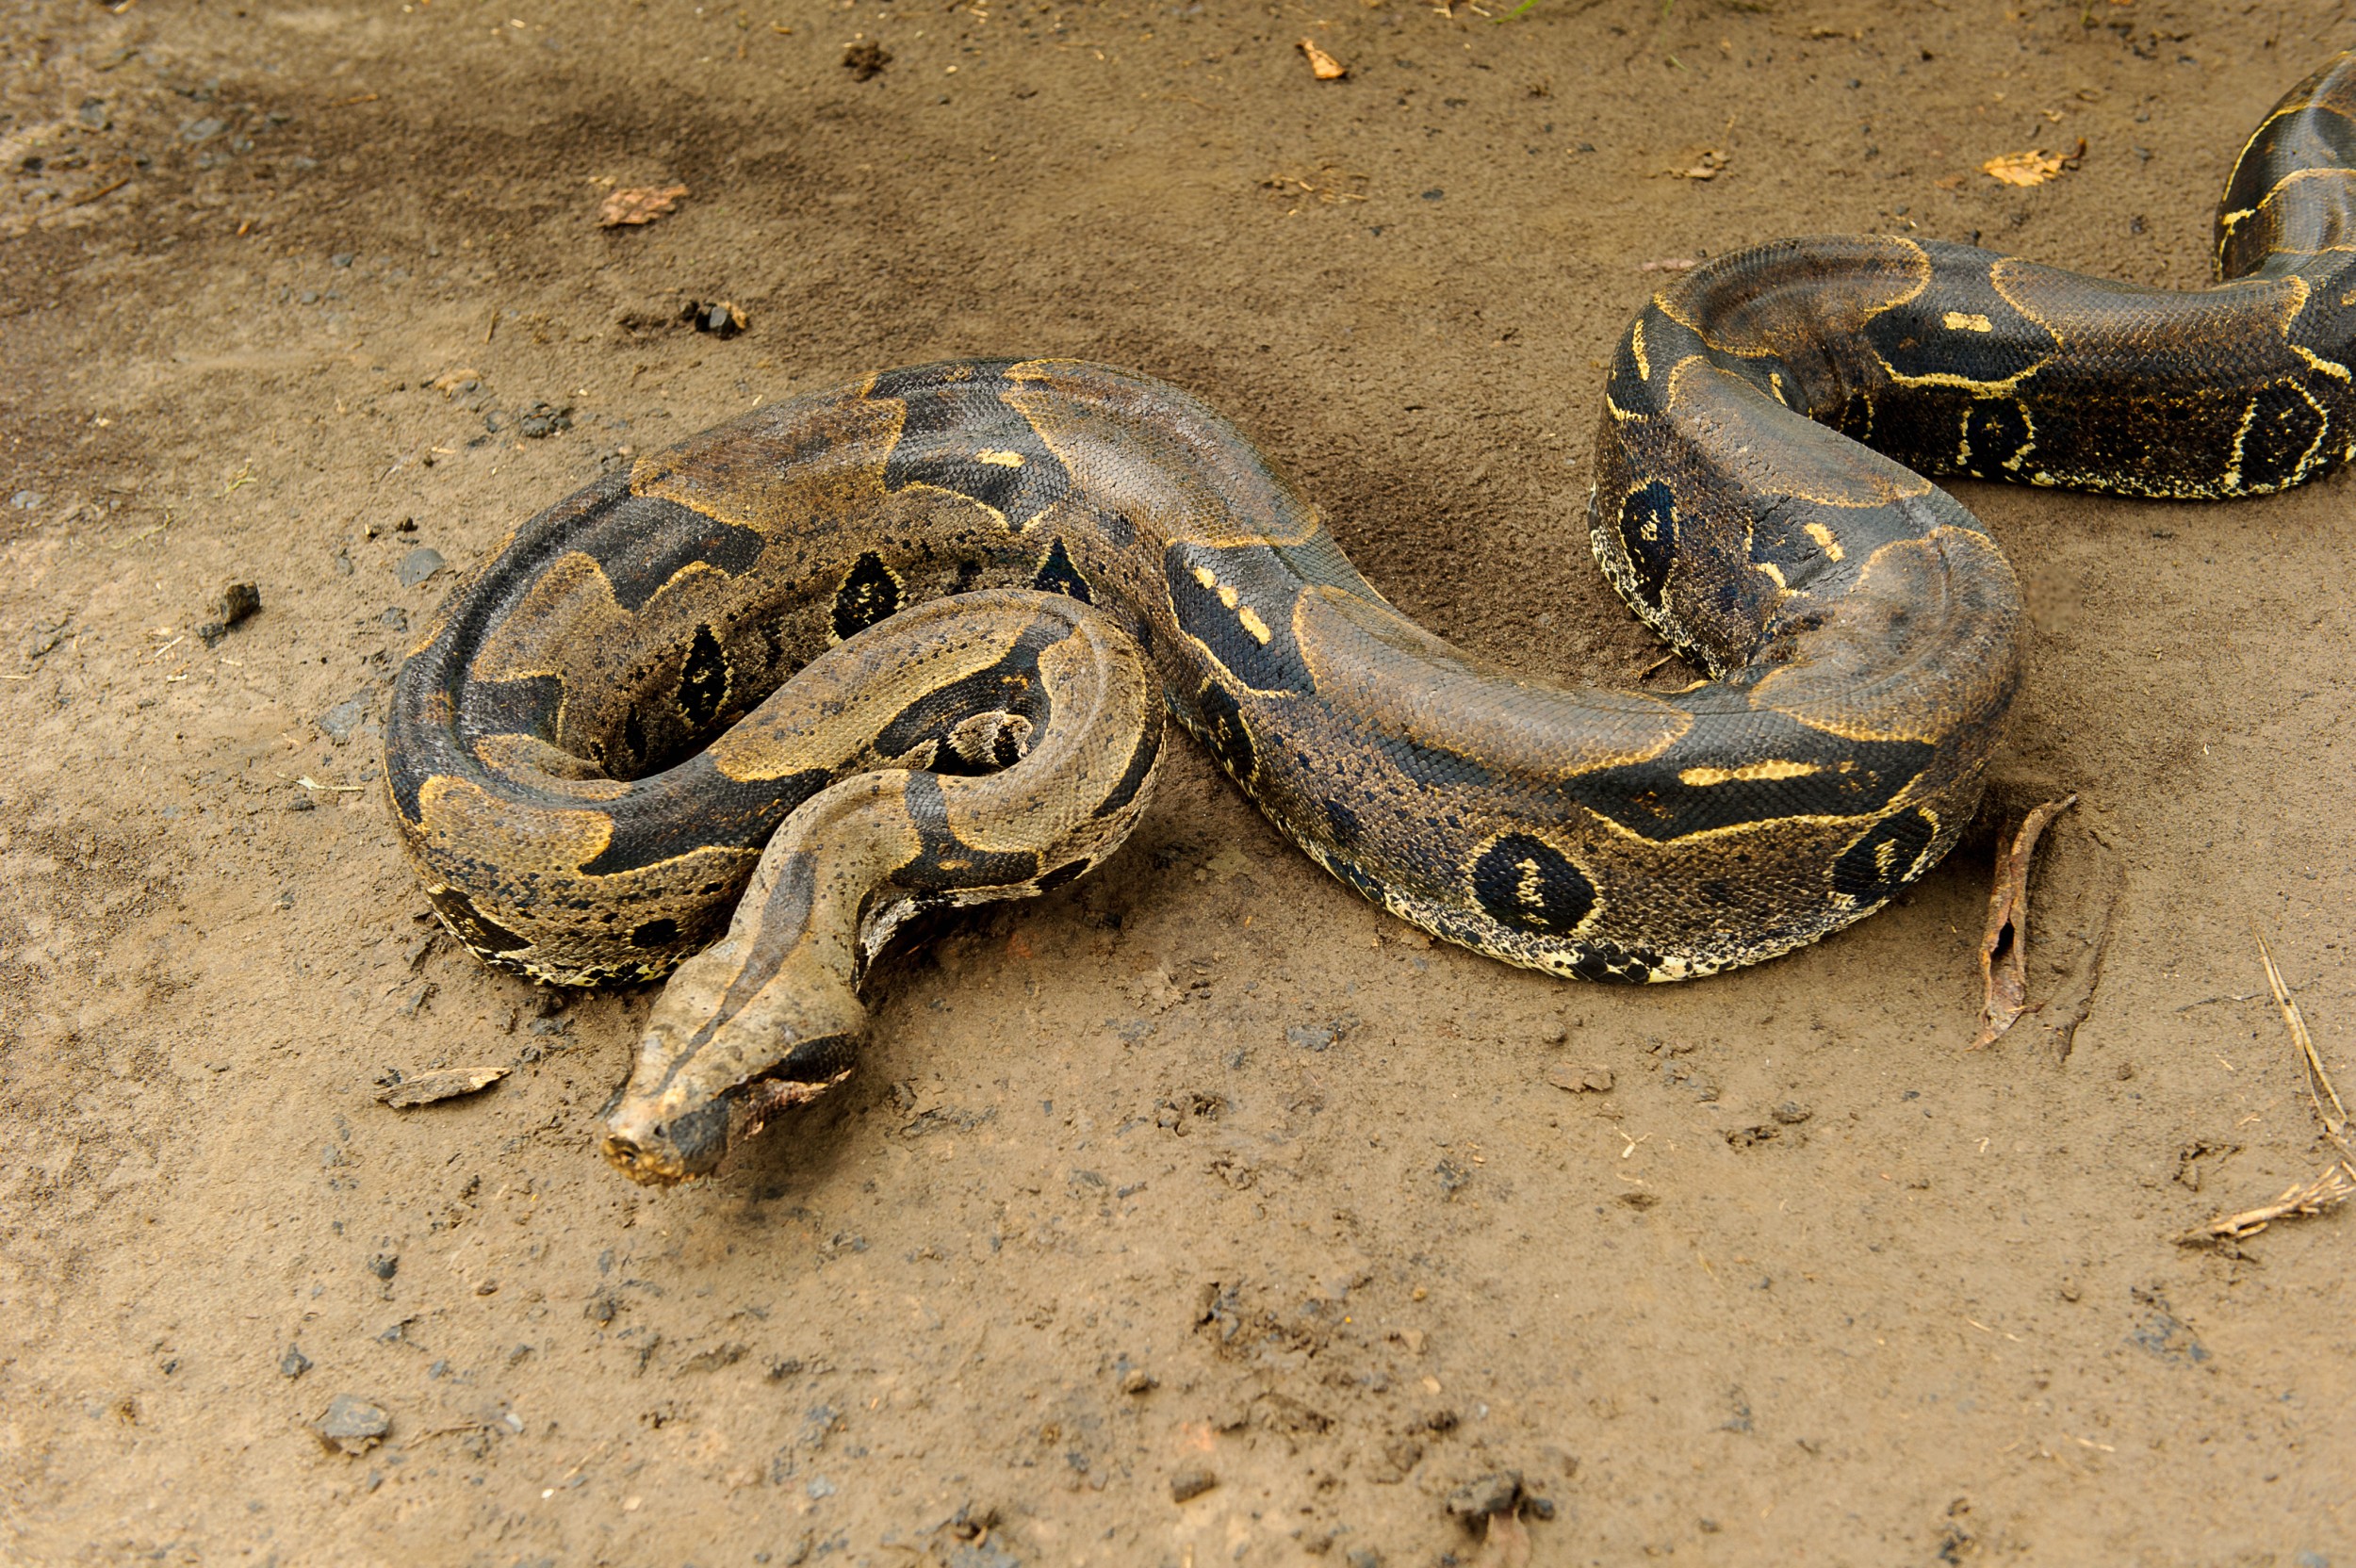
[875, 361, 1072, 528]
[1163, 541, 1313, 694]
[1092, 714, 1163, 819]
[1830, 806, 1939, 903]
[1961, 399, 2034, 475]
[1471, 834, 1598, 938]
[679, 625, 728, 728]
[1193, 681, 1257, 784]
[1033, 537, 1093, 603]
[1562, 706, 1935, 842]
[1617, 482, 1677, 611]
[832, 551, 902, 642]
[896, 773, 1043, 893]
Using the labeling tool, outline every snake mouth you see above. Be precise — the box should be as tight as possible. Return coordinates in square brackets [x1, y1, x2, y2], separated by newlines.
[601, 1067, 856, 1187]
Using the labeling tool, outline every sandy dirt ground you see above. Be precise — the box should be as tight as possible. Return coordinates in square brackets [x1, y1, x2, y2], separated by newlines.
[3, 0, 2354, 1563]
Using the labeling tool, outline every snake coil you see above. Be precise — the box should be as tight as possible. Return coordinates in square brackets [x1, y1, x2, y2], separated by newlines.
[387, 56, 2356, 1182]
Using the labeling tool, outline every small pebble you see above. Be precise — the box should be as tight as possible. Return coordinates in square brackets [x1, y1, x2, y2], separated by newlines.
[396, 547, 446, 588]
[194, 580, 261, 647]
[1772, 1101, 1812, 1125]
[1545, 1063, 1612, 1093]
[1446, 1470, 1523, 1521]
[1120, 1369, 1157, 1395]
[315, 1394, 390, 1455]
[279, 1345, 312, 1380]
[1169, 1468, 1217, 1503]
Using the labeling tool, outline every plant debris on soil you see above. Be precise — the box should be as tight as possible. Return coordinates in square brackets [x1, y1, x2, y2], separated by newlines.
[2, 2, 2349, 1564]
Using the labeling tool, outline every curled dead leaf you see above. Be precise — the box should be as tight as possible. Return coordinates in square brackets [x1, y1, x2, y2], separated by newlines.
[1299, 39, 1347, 80]
[1968, 794, 2076, 1050]
[1981, 139, 2085, 188]
[597, 185, 688, 227]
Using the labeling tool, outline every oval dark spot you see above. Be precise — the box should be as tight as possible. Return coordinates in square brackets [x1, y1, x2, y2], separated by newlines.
[1035, 859, 1091, 892]
[1471, 833, 1597, 938]
[2238, 382, 2328, 488]
[1618, 481, 1677, 611]
[1835, 388, 1874, 444]
[631, 918, 680, 949]
[1962, 398, 2033, 473]
[1032, 537, 1093, 603]
[1830, 807, 1939, 904]
[1322, 796, 1363, 848]
[832, 551, 901, 641]
[679, 625, 728, 728]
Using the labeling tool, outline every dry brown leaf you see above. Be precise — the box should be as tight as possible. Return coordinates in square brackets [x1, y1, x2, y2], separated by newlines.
[1981, 139, 2085, 188]
[1968, 793, 2076, 1050]
[597, 184, 688, 227]
[380, 1066, 508, 1107]
[1300, 38, 1347, 80]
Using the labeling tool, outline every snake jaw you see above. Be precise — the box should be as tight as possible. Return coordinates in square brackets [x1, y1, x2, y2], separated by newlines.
[601, 1064, 858, 1186]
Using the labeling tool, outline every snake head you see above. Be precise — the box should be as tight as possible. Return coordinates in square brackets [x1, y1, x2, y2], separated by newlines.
[602, 1054, 854, 1186]
[599, 910, 868, 1186]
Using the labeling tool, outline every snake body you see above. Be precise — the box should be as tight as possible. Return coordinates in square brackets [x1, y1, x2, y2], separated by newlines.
[387, 57, 2356, 1182]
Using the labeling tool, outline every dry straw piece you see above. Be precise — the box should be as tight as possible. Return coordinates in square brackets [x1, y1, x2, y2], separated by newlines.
[2177, 933, 2355, 1244]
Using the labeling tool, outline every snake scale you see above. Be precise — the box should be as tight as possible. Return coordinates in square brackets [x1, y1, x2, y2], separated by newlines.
[387, 56, 2356, 1184]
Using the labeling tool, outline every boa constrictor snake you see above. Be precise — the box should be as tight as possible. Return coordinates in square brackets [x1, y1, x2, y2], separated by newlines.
[386, 56, 2356, 1184]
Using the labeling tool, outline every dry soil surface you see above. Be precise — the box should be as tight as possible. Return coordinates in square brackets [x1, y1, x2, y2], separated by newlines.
[3, 1, 2353, 1564]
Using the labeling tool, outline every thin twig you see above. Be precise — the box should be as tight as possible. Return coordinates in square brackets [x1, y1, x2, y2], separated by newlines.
[2256, 930, 2349, 1150]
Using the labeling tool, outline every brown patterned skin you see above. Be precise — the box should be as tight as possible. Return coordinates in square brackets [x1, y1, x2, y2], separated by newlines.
[386, 57, 2356, 1182]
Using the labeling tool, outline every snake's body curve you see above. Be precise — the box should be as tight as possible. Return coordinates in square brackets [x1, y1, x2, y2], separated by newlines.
[387, 57, 2356, 1180]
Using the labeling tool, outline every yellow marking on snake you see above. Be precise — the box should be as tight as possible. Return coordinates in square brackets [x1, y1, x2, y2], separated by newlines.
[1942, 311, 1995, 333]
[1237, 606, 1273, 645]
[975, 449, 1026, 466]
[1677, 760, 1824, 788]
[1804, 522, 1846, 561]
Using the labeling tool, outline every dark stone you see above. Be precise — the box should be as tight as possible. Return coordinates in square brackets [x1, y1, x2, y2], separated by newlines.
[515, 400, 573, 438]
[843, 41, 892, 79]
[194, 580, 261, 646]
[1446, 1470, 1523, 1521]
[1169, 1468, 1217, 1503]
[279, 1345, 312, 1379]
